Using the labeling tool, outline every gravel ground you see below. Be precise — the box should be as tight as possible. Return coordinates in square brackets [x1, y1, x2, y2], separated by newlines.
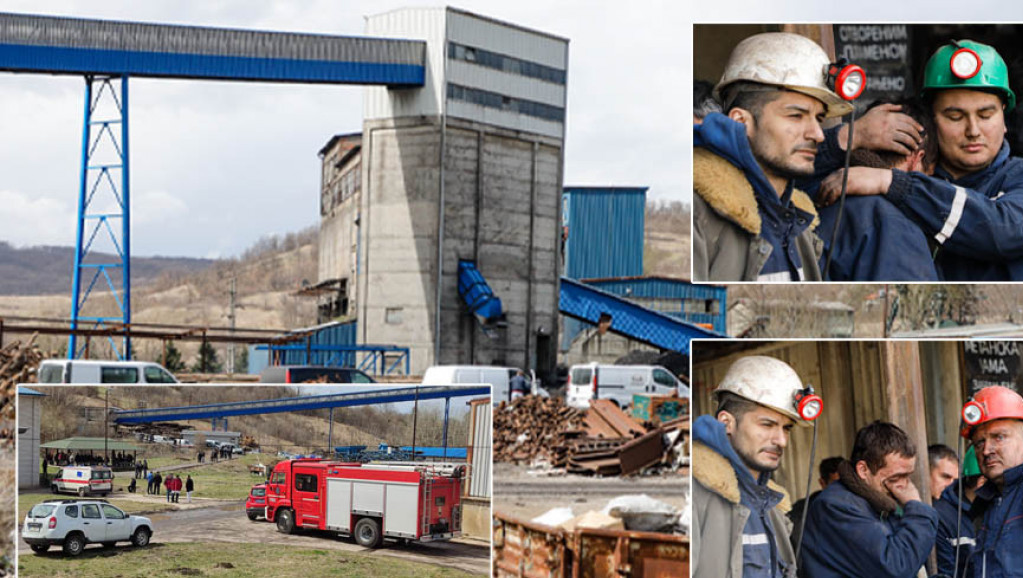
[493, 462, 689, 522]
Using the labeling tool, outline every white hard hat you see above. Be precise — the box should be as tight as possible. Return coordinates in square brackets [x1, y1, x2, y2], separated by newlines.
[714, 356, 813, 426]
[715, 32, 853, 118]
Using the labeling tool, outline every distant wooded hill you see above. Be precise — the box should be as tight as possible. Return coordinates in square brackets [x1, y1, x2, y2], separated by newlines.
[0, 241, 214, 295]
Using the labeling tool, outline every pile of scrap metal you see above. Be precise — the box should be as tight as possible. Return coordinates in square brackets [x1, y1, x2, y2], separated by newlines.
[494, 396, 689, 476]
[493, 496, 690, 578]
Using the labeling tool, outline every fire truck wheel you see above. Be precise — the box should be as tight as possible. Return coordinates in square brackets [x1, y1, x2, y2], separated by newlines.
[247, 512, 259, 521]
[354, 517, 382, 548]
[276, 509, 295, 534]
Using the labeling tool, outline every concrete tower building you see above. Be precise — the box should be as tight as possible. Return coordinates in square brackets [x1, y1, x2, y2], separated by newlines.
[319, 7, 567, 377]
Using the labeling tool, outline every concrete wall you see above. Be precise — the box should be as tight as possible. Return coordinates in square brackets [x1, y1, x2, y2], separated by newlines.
[359, 116, 561, 374]
[562, 329, 659, 367]
[461, 496, 491, 540]
[359, 117, 443, 373]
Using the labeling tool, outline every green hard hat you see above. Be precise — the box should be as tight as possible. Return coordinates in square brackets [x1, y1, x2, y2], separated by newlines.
[922, 39, 1016, 110]
[963, 445, 981, 478]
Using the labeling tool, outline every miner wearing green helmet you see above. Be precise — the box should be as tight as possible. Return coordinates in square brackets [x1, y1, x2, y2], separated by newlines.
[933, 445, 985, 578]
[818, 39, 1023, 281]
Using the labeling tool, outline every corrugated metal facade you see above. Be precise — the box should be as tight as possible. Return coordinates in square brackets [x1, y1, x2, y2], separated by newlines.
[0, 12, 424, 84]
[281, 321, 358, 366]
[364, 7, 567, 138]
[563, 187, 646, 280]
[467, 398, 492, 499]
[365, 7, 449, 120]
[586, 278, 728, 333]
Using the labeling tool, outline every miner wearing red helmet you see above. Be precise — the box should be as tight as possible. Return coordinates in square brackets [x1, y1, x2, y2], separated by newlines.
[960, 385, 1023, 577]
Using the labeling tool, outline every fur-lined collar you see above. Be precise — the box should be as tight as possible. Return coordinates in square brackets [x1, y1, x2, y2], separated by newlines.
[837, 460, 899, 515]
[693, 440, 792, 513]
[693, 147, 819, 235]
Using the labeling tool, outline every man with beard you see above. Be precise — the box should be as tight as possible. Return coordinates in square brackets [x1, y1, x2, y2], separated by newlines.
[799, 421, 937, 578]
[693, 32, 840, 282]
[818, 40, 1023, 281]
[960, 386, 1023, 577]
[692, 356, 819, 578]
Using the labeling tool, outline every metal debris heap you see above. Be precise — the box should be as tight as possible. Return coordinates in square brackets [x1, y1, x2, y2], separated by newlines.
[494, 395, 689, 477]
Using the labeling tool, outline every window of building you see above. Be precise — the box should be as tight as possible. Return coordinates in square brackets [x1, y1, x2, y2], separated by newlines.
[447, 83, 565, 123]
[385, 307, 403, 325]
[448, 41, 566, 85]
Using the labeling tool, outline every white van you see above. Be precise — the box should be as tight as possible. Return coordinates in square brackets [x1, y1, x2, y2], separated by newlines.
[421, 365, 548, 403]
[37, 360, 179, 384]
[50, 466, 113, 497]
[566, 364, 689, 409]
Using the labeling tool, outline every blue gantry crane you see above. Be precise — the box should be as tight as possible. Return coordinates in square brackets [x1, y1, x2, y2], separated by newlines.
[0, 12, 425, 359]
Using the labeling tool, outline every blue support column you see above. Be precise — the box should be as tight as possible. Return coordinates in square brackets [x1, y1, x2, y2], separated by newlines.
[68, 75, 132, 359]
[121, 76, 132, 357]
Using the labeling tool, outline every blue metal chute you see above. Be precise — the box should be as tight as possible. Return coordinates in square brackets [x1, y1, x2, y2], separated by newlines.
[458, 260, 503, 322]
[559, 277, 725, 354]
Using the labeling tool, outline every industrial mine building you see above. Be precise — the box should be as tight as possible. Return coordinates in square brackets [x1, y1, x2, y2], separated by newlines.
[314, 7, 567, 378]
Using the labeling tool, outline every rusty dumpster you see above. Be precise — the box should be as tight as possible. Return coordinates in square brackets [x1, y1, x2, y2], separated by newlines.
[493, 511, 689, 578]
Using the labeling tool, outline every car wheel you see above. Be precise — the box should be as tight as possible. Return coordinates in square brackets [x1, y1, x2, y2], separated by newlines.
[62, 533, 86, 556]
[353, 517, 382, 548]
[275, 509, 295, 534]
[131, 527, 151, 547]
[29, 544, 49, 554]
[247, 511, 259, 521]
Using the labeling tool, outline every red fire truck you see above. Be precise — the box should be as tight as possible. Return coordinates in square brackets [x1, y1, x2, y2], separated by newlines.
[262, 459, 464, 548]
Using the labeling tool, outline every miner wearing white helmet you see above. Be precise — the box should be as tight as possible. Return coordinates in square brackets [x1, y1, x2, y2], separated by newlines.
[694, 32, 924, 283]
[692, 356, 818, 578]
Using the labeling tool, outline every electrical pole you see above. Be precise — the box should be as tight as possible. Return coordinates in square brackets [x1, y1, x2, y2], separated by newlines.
[227, 277, 237, 374]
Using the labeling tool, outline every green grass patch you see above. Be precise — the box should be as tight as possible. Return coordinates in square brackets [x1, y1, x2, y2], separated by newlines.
[18, 542, 476, 578]
[21, 454, 270, 518]
[18, 492, 178, 519]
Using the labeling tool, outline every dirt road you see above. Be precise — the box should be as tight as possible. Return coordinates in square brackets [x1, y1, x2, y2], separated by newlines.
[19, 501, 490, 575]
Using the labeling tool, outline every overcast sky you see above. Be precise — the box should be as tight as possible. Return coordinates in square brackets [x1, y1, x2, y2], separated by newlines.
[3, 1, 1023, 258]
[0, 0, 695, 259]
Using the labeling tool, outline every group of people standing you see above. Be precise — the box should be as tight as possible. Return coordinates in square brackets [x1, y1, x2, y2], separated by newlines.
[693, 355, 1023, 578]
[144, 471, 194, 503]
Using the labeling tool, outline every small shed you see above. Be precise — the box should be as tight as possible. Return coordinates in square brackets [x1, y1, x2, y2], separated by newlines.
[18, 386, 45, 488]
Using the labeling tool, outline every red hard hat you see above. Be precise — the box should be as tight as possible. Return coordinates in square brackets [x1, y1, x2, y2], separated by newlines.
[961, 385, 1023, 438]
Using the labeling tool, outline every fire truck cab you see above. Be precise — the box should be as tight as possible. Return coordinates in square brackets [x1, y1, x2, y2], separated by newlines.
[263, 459, 464, 548]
